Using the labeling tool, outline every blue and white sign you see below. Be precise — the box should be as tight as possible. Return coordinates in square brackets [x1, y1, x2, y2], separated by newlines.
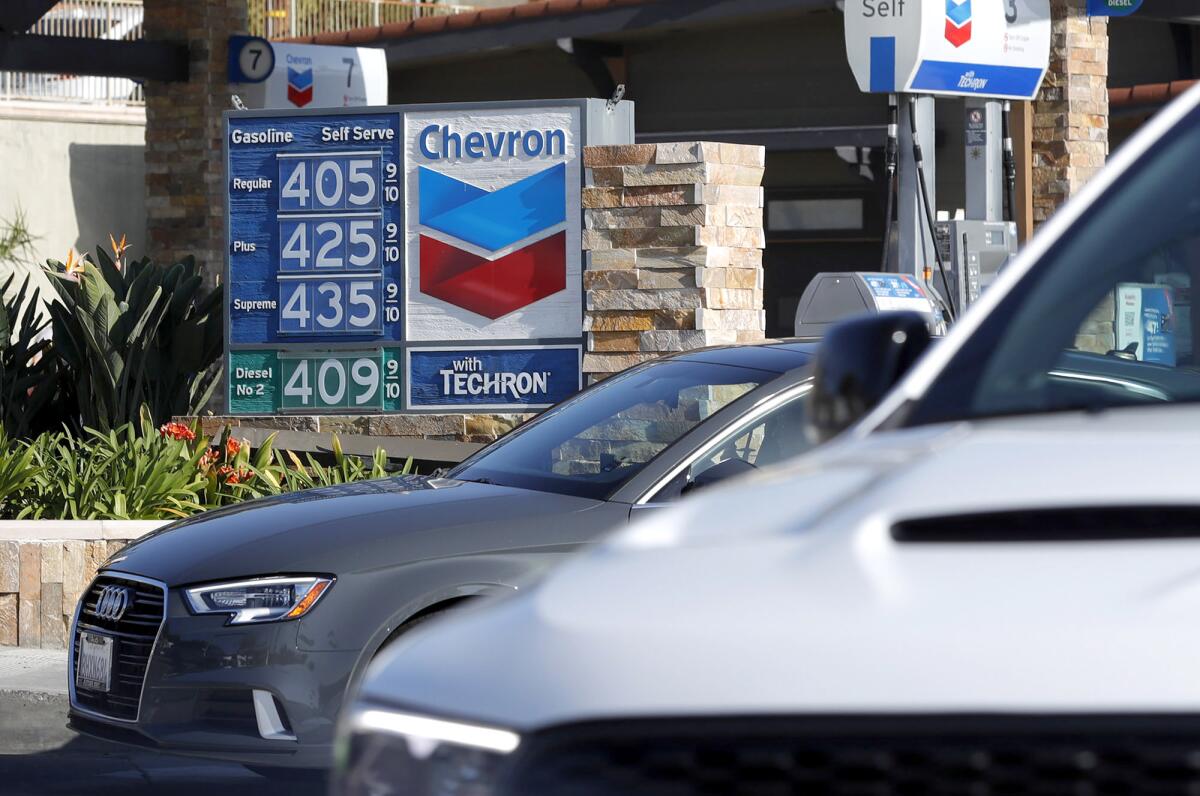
[845, 0, 1051, 100]
[227, 112, 403, 347]
[1086, 0, 1142, 17]
[1117, 284, 1177, 367]
[408, 347, 582, 409]
[863, 273, 925, 300]
[228, 38, 388, 110]
[226, 99, 634, 415]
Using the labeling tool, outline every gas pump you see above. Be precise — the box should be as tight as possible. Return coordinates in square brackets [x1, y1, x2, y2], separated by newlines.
[838, 0, 1052, 323]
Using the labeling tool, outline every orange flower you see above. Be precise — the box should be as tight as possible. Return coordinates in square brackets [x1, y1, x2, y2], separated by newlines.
[62, 249, 88, 280]
[225, 437, 242, 459]
[200, 449, 219, 469]
[108, 233, 129, 269]
[158, 422, 196, 442]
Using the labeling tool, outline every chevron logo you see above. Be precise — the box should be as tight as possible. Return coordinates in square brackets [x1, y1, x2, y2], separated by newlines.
[418, 163, 567, 319]
[286, 67, 312, 107]
[945, 0, 972, 48]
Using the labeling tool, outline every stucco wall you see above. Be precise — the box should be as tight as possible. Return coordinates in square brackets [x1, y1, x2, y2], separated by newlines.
[0, 103, 146, 277]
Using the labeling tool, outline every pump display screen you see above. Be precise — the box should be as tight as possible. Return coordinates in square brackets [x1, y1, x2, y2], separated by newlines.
[225, 103, 603, 415]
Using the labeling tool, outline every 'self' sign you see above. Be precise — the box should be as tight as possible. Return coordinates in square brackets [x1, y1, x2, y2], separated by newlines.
[844, 0, 1052, 100]
[224, 100, 633, 415]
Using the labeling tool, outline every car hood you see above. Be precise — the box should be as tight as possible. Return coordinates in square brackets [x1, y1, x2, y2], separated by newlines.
[364, 405, 1200, 730]
[109, 475, 601, 585]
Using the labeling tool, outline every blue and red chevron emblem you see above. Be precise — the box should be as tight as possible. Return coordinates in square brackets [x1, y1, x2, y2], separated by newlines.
[945, 0, 972, 48]
[418, 163, 567, 319]
[286, 66, 313, 107]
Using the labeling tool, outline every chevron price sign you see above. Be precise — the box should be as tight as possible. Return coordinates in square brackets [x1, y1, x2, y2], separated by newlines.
[225, 100, 633, 415]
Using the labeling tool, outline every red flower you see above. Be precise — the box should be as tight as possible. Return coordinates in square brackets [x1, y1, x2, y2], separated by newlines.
[225, 437, 243, 459]
[158, 422, 196, 442]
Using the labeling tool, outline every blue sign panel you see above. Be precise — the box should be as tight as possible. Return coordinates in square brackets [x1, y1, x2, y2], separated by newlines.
[1086, 0, 1142, 16]
[408, 347, 581, 409]
[909, 61, 1046, 99]
[227, 113, 403, 348]
[862, 274, 925, 299]
[1139, 287, 1176, 366]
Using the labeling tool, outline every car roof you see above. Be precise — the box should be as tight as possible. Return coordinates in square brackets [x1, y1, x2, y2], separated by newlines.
[660, 339, 819, 374]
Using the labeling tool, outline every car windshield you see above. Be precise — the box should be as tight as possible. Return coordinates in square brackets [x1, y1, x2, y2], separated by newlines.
[907, 100, 1200, 427]
[448, 360, 778, 500]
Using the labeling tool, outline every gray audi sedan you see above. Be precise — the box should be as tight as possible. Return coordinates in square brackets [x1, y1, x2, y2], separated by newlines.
[67, 341, 816, 774]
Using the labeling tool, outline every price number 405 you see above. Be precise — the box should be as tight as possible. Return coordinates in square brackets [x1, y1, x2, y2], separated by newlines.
[278, 154, 396, 212]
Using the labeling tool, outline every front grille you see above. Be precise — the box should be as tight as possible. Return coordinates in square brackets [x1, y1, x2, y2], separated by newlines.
[71, 573, 165, 721]
[504, 715, 1200, 795]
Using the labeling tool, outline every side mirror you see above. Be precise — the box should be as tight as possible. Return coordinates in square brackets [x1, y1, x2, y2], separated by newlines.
[807, 311, 932, 444]
[681, 457, 757, 495]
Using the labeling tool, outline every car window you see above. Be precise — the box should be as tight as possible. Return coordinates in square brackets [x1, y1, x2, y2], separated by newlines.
[551, 381, 759, 477]
[649, 387, 812, 503]
[907, 101, 1200, 427]
[448, 360, 783, 501]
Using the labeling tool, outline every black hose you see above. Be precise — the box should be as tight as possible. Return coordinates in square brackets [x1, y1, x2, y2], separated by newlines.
[1001, 100, 1018, 224]
[880, 94, 899, 272]
[907, 95, 956, 321]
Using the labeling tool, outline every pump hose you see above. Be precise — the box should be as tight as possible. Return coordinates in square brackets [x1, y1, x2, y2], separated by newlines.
[1002, 100, 1018, 224]
[881, 175, 896, 272]
[880, 94, 899, 272]
[907, 96, 956, 321]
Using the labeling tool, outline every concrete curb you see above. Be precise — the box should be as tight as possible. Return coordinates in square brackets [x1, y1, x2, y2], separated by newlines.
[0, 520, 168, 541]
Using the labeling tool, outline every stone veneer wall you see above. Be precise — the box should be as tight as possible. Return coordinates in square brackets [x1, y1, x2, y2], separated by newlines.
[580, 142, 767, 383]
[0, 533, 162, 649]
[1032, 0, 1110, 353]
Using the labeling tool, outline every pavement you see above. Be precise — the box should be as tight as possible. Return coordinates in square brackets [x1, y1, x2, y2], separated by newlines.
[0, 646, 326, 795]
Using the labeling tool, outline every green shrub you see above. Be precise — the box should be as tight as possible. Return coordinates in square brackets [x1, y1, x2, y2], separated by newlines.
[22, 424, 206, 521]
[0, 415, 413, 520]
[0, 274, 62, 437]
[0, 429, 39, 515]
[45, 248, 223, 432]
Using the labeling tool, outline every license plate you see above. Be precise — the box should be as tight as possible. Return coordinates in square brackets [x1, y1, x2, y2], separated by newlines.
[76, 632, 113, 692]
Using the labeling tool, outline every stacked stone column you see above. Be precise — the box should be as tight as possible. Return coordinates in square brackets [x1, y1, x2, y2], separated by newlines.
[580, 142, 767, 383]
[1032, 0, 1110, 351]
[1033, 0, 1108, 229]
[143, 0, 248, 286]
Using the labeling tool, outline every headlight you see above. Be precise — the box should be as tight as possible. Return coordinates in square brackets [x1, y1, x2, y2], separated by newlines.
[183, 575, 333, 625]
[332, 706, 520, 796]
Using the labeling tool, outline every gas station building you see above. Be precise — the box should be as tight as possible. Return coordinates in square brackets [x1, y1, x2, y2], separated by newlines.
[278, 0, 1198, 335]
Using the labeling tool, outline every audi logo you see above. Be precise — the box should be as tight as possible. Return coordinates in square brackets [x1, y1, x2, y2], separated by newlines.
[93, 585, 132, 622]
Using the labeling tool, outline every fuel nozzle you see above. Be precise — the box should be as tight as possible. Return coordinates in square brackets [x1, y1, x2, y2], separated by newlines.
[885, 93, 899, 177]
